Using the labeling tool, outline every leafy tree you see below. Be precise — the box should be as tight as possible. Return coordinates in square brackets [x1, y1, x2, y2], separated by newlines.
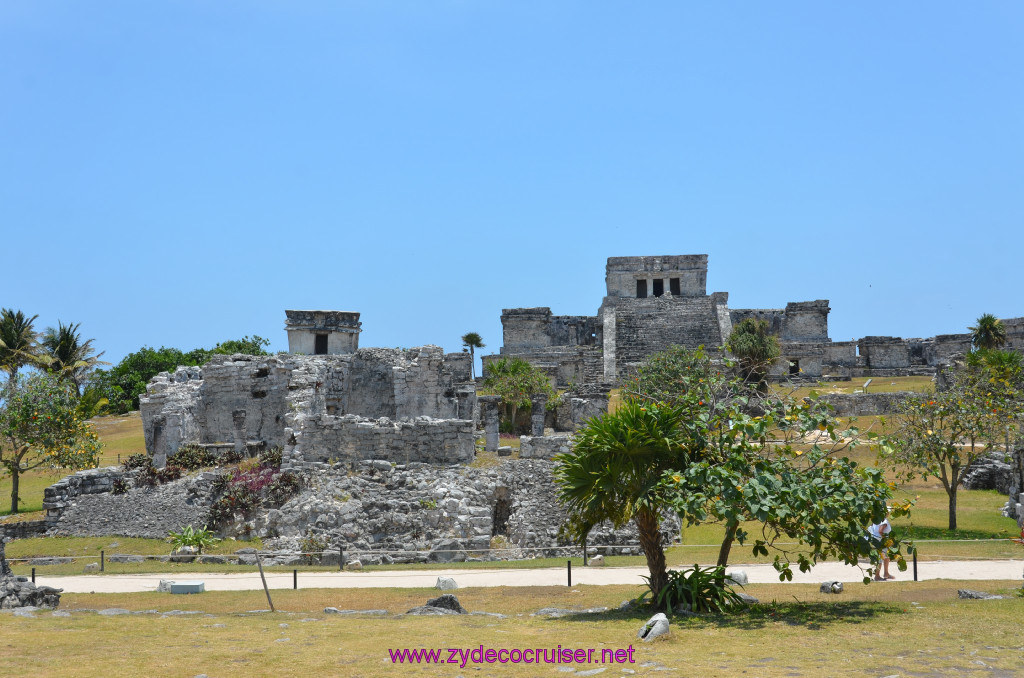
[969, 313, 1007, 350]
[461, 332, 485, 379]
[0, 374, 101, 513]
[555, 399, 692, 599]
[481, 357, 553, 432]
[41, 321, 108, 396]
[564, 345, 907, 597]
[885, 363, 1019, 530]
[0, 309, 46, 386]
[726, 318, 781, 391]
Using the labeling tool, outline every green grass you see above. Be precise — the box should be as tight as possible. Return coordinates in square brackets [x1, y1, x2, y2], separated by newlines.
[774, 375, 936, 400]
[1, 581, 1022, 677]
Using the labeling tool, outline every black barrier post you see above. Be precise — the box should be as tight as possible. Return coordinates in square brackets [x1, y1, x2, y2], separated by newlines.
[293, 569, 298, 590]
[913, 548, 918, 582]
[583, 537, 588, 567]
[567, 560, 572, 587]
[31, 568, 35, 584]
[339, 546, 344, 571]
[100, 550, 105, 572]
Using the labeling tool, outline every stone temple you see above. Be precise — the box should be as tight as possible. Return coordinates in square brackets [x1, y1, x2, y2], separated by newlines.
[490, 254, 1024, 387]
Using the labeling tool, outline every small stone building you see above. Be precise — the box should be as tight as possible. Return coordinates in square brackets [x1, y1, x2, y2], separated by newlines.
[285, 310, 361, 355]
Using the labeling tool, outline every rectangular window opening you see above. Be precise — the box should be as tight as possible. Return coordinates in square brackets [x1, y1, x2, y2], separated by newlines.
[652, 279, 664, 297]
[670, 277, 681, 296]
[314, 334, 329, 355]
[789, 359, 800, 375]
[636, 280, 648, 298]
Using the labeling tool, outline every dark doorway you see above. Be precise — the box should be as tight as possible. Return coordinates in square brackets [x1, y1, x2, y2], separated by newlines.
[789, 359, 800, 375]
[670, 277, 681, 296]
[636, 280, 647, 298]
[314, 334, 329, 355]
[492, 495, 512, 537]
[652, 279, 664, 297]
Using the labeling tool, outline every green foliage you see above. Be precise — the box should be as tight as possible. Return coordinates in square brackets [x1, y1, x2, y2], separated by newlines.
[969, 313, 1007, 350]
[208, 455, 301, 528]
[0, 309, 45, 384]
[121, 453, 151, 471]
[622, 344, 722, 408]
[167, 443, 218, 471]
[638, 565, 747, 615]
[299, 529, 329, 565]
[75, 384, 109, 419]
[167, 524, 220, 554]
[41, 321, 108, 395]
[461, 332, 485, 379]
[0, 373, 102, 513]
[726, 318, 781, 390]
[258, 446, 283, 469]
[482, 357, 554, 433]
[884, 360, 1021, 530]
[141, 464, 184, 486]
[419, 498, 438, 510]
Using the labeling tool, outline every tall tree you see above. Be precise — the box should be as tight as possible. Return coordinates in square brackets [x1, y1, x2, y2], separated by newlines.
[460, 332, 485, 379]
[41, 321, 108, 396]
[726, 318, 781, 392]
[969, 313, 1007, 350]
[0, 374, 102, 513]
[0, 309, 45, 386]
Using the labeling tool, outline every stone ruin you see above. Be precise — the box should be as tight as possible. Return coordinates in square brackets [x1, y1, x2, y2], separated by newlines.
[36, 310, 668, 561]
[490, 254, 1024, 387]
[1, 539, 62, 610]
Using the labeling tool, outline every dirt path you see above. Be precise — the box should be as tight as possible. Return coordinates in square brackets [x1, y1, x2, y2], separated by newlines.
[37, 558, 1024, 593]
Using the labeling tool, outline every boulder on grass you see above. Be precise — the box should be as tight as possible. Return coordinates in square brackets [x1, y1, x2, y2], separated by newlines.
[435, 576, 458, 590]
[637, 612, 670, 642]
[407, 594, 467, 615]
[820, 581, 843, 594]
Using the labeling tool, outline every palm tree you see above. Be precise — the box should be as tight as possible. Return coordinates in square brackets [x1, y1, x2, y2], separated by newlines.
[969, 313, 1007, 350]
[461, 332, 485, 379]
[0, 308, 44, 386]
[555, 400, 693, 600]
[726, 318, 781, 392]
[41, 321, 108, 396]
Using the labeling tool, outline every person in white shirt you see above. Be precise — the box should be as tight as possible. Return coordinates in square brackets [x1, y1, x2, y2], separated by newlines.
[868, 518, 894, 581]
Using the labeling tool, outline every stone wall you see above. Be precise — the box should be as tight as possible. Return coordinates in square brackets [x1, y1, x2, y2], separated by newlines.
[605, 255, 708, 298]
[782, 301, 830, 342]
[289, 415, 475, 466]
[610, 296, 728, 375]
[141, 346, 475, 467]
[519, 435, 573, 459]
[819, 392, 912, 417]
[43, 467, 127, 527]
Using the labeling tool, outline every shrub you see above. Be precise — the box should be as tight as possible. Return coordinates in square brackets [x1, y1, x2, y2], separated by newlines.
[639, 564, 746, 615]
[259, 446, 283, 469]
[265, 471, 300, 506]
[167, 443, 217, 471]
[299, 530, 329, 565]
[140, 464, 184, 487]
[122, 453, 151, 471]
[167, 524, 220, 554]
[112, 477, 130, 495]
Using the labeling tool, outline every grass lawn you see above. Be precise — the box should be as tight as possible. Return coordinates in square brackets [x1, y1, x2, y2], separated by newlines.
[774, 375, 936, 400]
[1, 581, 1022, 677]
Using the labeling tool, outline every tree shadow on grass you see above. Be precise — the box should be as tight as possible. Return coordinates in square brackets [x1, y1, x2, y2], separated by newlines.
[547, 601, 905, 631]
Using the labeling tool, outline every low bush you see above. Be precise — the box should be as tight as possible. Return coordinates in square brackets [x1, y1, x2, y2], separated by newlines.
[122, 453, 151, 471]
[299, 529, 329, 565]
[640, 564, 746, 615]
[167, 444, 218, 471]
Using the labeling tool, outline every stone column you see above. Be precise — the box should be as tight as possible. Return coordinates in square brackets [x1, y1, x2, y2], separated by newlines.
[232, 409, 247, 458]
[478, 396, 501, 452]
[530, 394, 548, 437]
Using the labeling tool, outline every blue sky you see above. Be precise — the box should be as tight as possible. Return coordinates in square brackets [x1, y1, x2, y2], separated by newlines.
[3, 2, 1022, 368]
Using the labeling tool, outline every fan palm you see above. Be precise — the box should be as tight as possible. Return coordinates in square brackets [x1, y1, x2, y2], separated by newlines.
[461, 332, 485, 379]
[969, 314, 1007, 350]
[0, 308, 45, 386]
[726, 318, 780, 392]
[41, 321, 108, 396]
[554, 399, 695, 599]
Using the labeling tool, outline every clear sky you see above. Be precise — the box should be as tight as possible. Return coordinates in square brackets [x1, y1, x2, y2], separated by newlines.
[3, 2, 1022, 369]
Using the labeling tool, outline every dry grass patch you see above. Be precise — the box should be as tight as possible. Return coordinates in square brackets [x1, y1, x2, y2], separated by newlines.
[2, 581, 1022, 677]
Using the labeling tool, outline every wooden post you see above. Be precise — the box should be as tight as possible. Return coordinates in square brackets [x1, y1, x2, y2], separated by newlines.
[100, 550, 105, 572]
[583, 536, 588, 566]
[255, 552, 275, 612]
